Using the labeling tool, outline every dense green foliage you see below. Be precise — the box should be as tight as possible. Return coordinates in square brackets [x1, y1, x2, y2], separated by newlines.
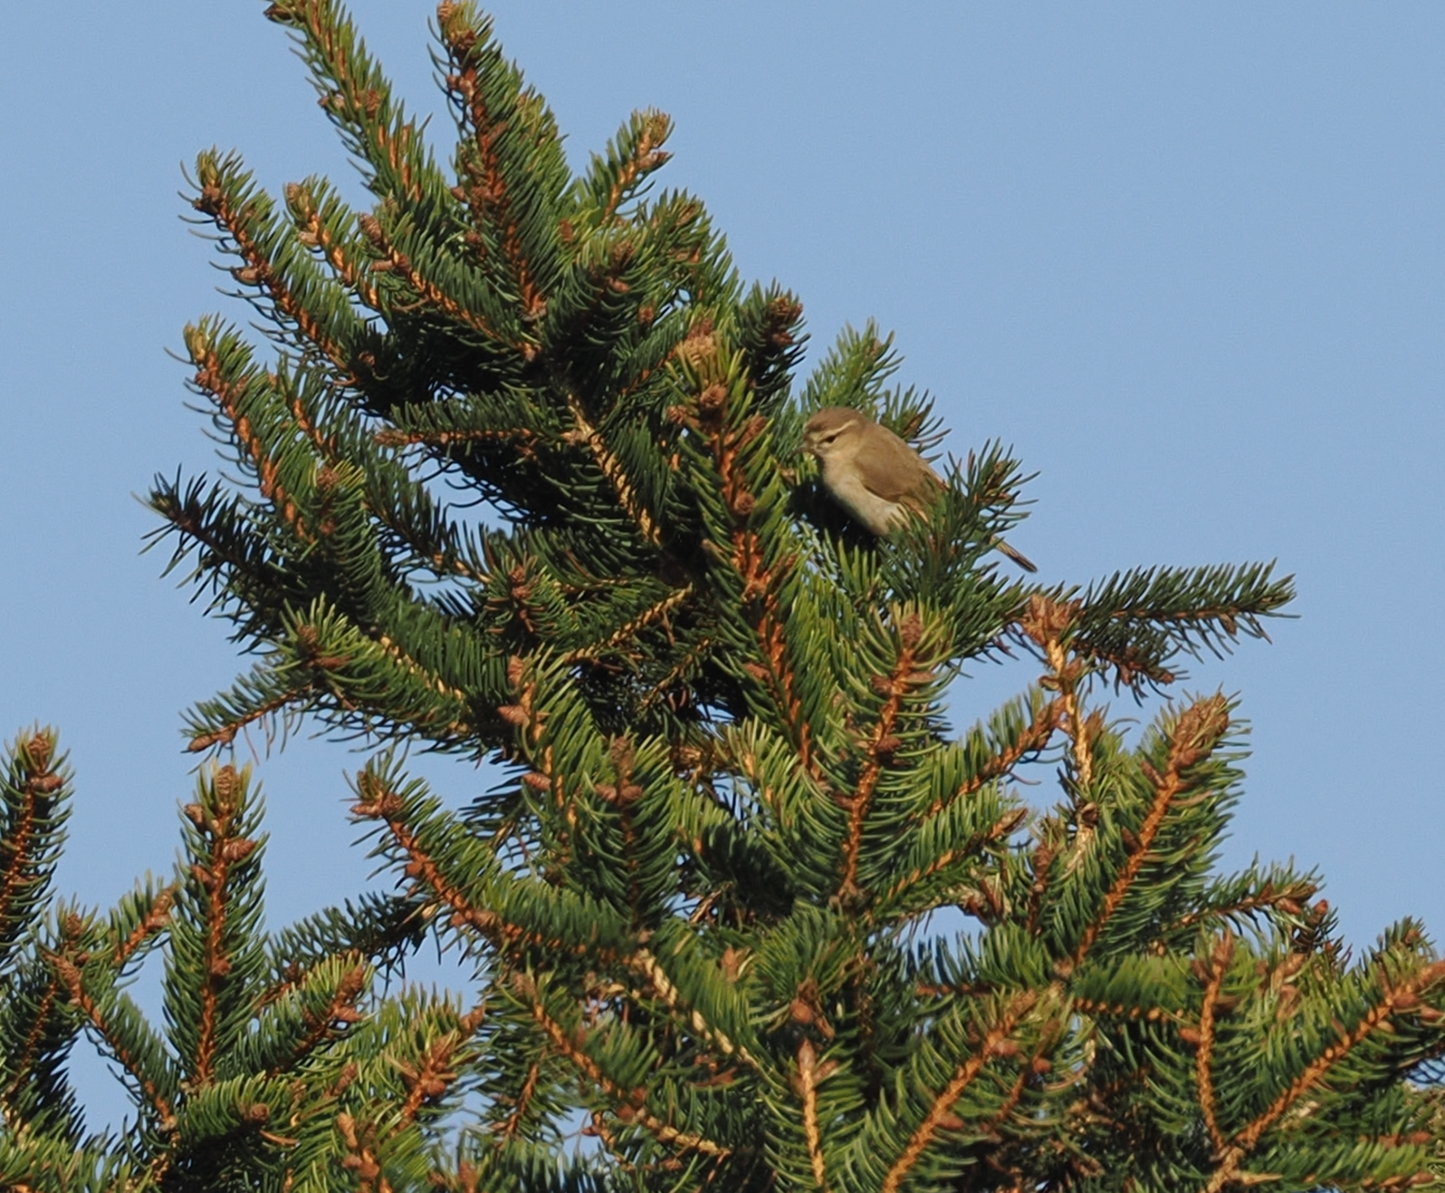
[2, 3, 1442, 1189]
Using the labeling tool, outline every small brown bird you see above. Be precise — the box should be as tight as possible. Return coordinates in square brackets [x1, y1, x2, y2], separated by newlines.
[802, 405, 1036, 572]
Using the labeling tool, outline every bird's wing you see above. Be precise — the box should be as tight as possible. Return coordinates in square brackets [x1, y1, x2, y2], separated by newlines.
[853, 431, 944, 508]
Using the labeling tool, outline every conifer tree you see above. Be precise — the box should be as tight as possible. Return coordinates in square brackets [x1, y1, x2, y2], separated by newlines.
[4, 2, 1445, 1189]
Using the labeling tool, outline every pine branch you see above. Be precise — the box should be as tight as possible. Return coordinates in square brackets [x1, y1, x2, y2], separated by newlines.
[573, 109, 674, 229]
[1194, 931, 1234, 1157]
[834, 608, 938, 901]
[0, 730, 70, 963]
[349, 755, 631, 964]
[1069, 694, 1233, 966]
[164, 764, 269, 1087]
[50, 946, 177, 1129]
[519, 972, 732, 1162]
[1055, 561, 1296, 691]
[436, 2, 565, 326]
[189, 150, 369, 384]
[925, 689, 1063, 818]
[877, 990, 1042, 1193]
[675, 343, 815, 762]
[266, 0, 452, 213]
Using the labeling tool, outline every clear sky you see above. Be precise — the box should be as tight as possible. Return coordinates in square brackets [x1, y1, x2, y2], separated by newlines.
[3, 0, 1443, 1123]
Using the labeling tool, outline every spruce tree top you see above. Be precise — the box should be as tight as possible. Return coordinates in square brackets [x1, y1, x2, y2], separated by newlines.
[95, 2, 1445, 1190]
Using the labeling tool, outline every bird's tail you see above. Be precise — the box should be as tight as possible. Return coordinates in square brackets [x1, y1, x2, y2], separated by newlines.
[995, 538, 1037, 573]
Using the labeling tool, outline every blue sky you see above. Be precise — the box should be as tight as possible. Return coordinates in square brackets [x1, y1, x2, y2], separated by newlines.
[3, 0, 1443, 1120]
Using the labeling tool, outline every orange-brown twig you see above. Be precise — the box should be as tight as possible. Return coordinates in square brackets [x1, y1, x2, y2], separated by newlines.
[881, 991, 1037, 1193]
[1071, 696, 1230, 967]
[526, 988, 729, 1160]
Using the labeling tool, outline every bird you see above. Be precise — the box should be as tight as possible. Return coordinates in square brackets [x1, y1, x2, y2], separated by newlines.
[801, 405, 1036, 572]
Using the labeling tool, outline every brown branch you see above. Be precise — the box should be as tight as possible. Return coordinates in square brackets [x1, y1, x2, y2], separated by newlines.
[1194, 931, 1234, 1155]
[601, 113, 672, 225]
[203, 180, 502, 594]
[1109, 602, 1266, 632]
[637, 634, 713, 717]
[1052, 652, 1091, 785]
[350, 769, 602, 963]
[439, 9, 547, 324]
[838, 613, 928, 899]
[50, 951, 174, 1126]
[629, 947, 757, 1070]
[1068, 994, 1170, 1022]
[563, 584, 694, 665]
[111, 886, 176, 969]
[880, 808, 1026, 910]
[372, 633, 472, 709]
[563, 391, 662, 547]
[881, 991, 1037, 1193]
[335, 1110, 393, 1193]
[185, 330, 313, 544]
[915, 978, 994, 1000]
[500, 656, 575, 839]
[975, 1049, 1049, 1187]
[1076, 641, 1177, 691]
[310, 1001, 485, 1191]
[372, 424, 538, 452]
[395, 1001, 487, 1126]
[200, 625, 474, 756]
[191, 765, 257, 1085]
[1235, 959, 1445, 1154]
[1168, 878, 1318, 935]
[267, 962, 368, 1076]
[1023, 839, 1056, 936]
[1, 908, 95, 1120]
[186, 682, 314, 753]
[1188, 923, 1445, 1189]
[796, 1038, 833, 1192]
[694, 366, 812, 769]
[590, 738, 647, 929]
[358, 213, 519, 348]
[524, 982, 729, 1159]
[283, 0, 423, 209]
[0, 733, 61, 938]
[1, 968, 60, 1118]
[368, 113, 424, 205]
[1017, 596, 1092, 786]
[1070, 695, 1230, 967]
[925, 696, 1063, 818]
[195, 168, 357, 392]
[498, 1054, 543, 1140]
[301, 195, 386, 315]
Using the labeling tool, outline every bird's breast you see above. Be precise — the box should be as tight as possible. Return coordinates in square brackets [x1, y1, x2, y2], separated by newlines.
[823, 462, 906, 535]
